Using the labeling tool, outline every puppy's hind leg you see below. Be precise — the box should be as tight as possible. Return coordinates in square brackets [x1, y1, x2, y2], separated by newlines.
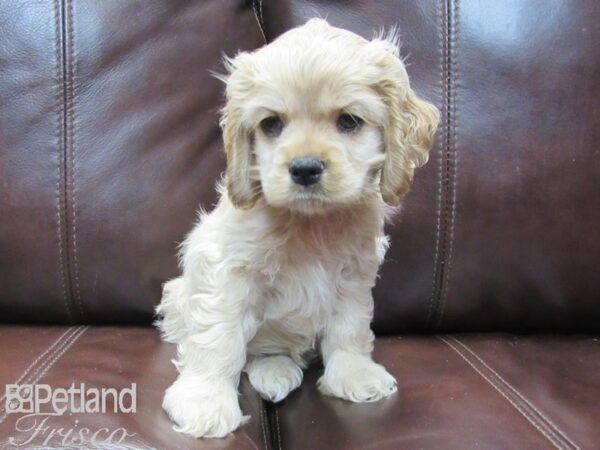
[155, 277, 188, 343]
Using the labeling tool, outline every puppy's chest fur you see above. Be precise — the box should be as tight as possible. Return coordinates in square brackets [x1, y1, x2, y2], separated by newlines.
[237, 203, 388, 337]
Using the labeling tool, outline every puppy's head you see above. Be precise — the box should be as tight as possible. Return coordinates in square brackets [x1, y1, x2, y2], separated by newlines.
[220, 19, 439, 214]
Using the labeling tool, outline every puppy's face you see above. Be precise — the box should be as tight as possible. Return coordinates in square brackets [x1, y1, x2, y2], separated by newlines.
[221, 19, 439, 214]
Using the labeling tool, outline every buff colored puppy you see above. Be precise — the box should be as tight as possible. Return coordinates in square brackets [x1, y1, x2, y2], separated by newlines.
[156, 19, 439, 438]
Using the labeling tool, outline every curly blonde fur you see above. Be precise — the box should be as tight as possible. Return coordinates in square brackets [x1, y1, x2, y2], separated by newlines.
[156, 19, 438, 438]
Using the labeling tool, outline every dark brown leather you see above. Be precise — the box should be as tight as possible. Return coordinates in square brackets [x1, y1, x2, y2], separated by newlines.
[273, 335, 600, 450]
[0, 325, 269, 449]
[2, 0, 599, 332]
[2, 1, 600, 449]
[0, 0, 264, 325]
[3, 329, 597, 449]
[260, 0, 600, 333]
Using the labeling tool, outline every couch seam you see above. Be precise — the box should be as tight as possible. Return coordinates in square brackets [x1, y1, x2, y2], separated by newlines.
[53, 0, 73, 324]
[274, 408, 282, 450]
[427, 0, 450, 331]
[66, 0, 85, 321]
[26, 326, 88, 386]
[438, 336, 564, 449]
[0, 326, 86, 424]
[251, 0, 267, 44]
[428, 0, 445, 329]
[0, 327, 76, 415]
[16, 327, 84, 388]
[435, 0, 459, 330]
[438, 336, 576, 450]
[259, 399, 270, 450]
[449, 337, 580, 450]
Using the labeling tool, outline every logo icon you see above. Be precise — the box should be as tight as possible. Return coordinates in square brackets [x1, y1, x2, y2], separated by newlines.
[5, 385, 34, 414]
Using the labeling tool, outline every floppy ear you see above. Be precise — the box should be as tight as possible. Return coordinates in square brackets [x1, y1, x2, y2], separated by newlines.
[219, 56, 260, 209]
[220, 101, 259, 208]
[376, 52, 439, 205]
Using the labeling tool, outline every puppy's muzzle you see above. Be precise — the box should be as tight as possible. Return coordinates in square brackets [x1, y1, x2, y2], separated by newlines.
[289, 157, 324, 187]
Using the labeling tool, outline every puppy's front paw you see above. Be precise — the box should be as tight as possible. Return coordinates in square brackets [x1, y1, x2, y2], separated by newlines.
[163, 375, 248, 438]
[246, 355, 303, 402]
[317, 351, 397, 402]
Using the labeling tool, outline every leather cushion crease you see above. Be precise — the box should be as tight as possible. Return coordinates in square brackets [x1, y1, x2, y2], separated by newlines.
[0, 0, 599, 449]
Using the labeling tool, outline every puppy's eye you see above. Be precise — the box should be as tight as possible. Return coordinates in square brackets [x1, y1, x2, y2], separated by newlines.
[336, 113, 363, 133]
[260, 116, 284, 138]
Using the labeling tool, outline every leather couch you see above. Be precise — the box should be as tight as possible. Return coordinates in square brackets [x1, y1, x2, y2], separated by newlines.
[1, 1, 598, 448]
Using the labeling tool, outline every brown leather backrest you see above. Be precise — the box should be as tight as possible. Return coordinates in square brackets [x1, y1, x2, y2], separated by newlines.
[0, 0, 264, 324]
[1, 1, 599, 332]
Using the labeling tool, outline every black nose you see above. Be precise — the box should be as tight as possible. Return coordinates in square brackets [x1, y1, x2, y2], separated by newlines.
[289, 157, 324, 186]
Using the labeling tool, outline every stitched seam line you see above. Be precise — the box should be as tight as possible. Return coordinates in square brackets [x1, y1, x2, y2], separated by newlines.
[65, 0, 84, 320]
[427, 0, 449, 330]
[60, 0, 76, 320]
[263, 402, 282, 450]
[252, 0, 267, 44]
[15, 327, 83, 389]
[435, 0, 458, 330]
[438, 336, 572, 450]
[0, 326, 86, 424]
[274, 408, 282, 450]
[439, 336, 565, 449]
[57, 0, 83, 323]
[0, 327, 76, 411]
[259, 400, 270, 450]
[450, 337, 580, 450]
[27, 326, 88, 386]
[14, 326, 81, 390]
[427, 0, 458, 331]
[54, 0, 73, 324]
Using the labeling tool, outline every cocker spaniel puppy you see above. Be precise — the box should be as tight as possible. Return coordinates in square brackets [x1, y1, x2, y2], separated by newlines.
[156, 18, 439, 438]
